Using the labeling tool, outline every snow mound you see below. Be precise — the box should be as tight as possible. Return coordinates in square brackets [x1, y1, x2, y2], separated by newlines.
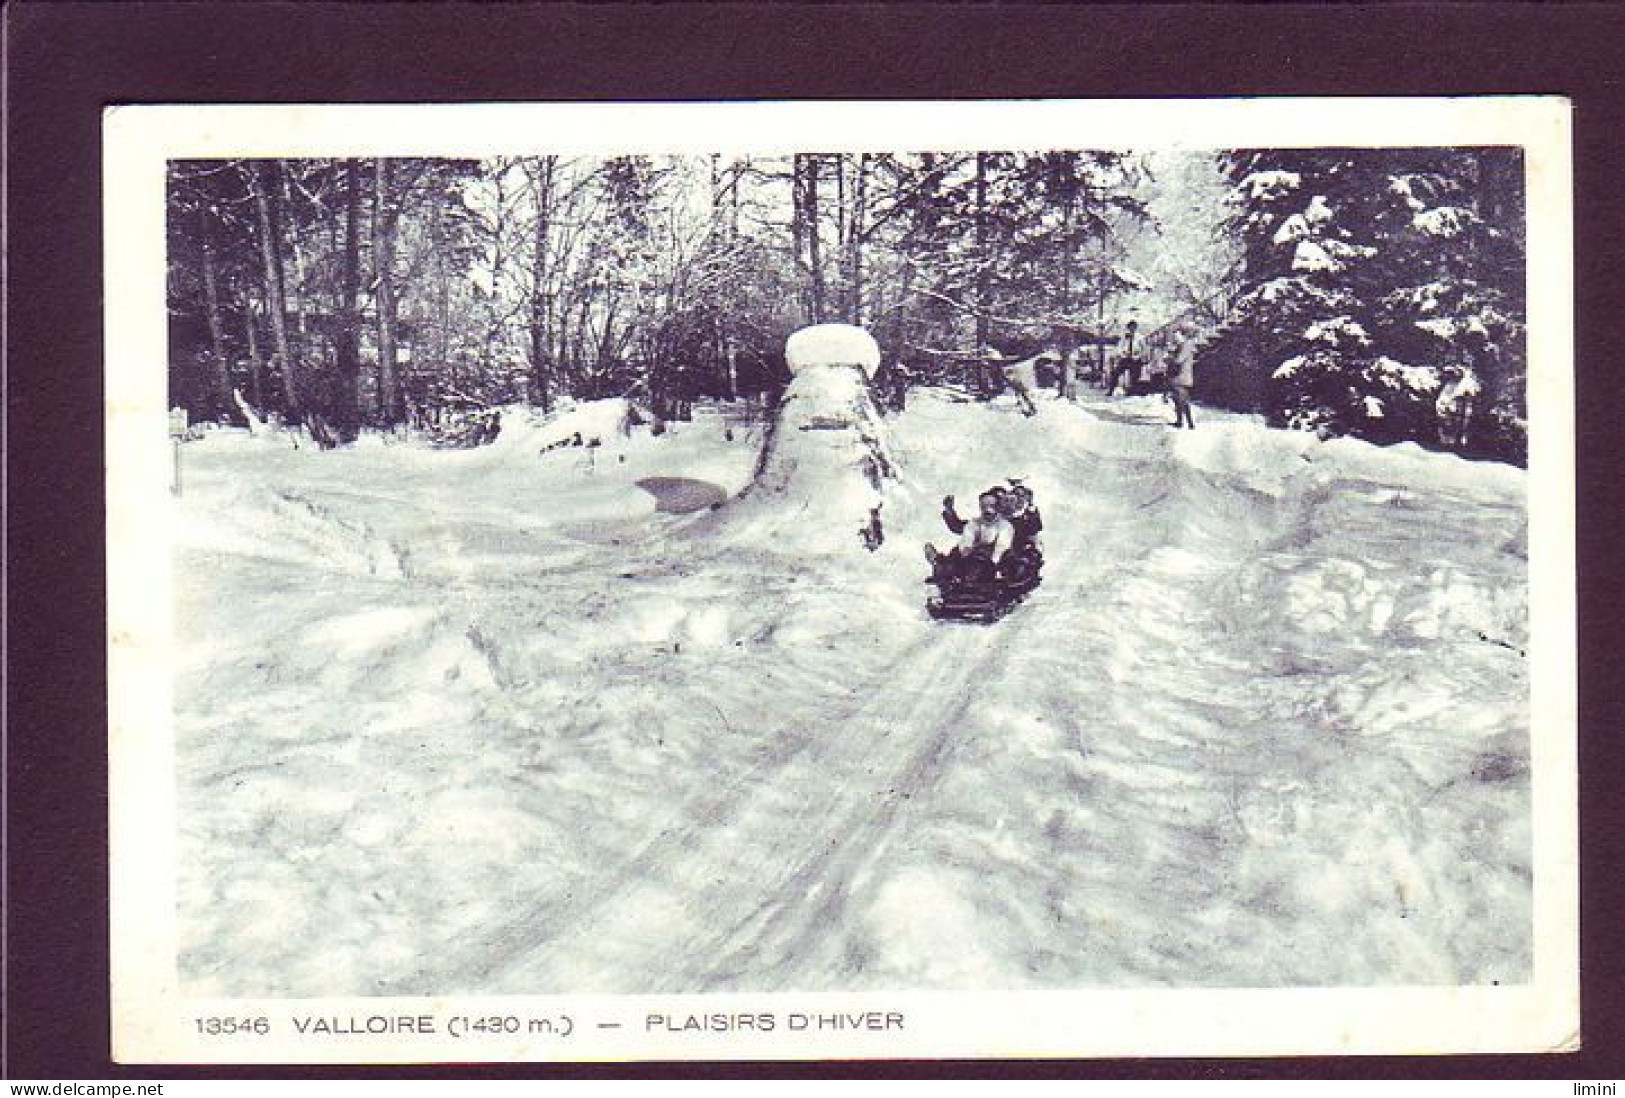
[490, 400, 632, 456]
[785, 323, 882, 378]
[705, 363, 897, 556]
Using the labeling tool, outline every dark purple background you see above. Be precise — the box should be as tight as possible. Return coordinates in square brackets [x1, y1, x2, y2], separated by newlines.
[7, 1, 1622, 1080]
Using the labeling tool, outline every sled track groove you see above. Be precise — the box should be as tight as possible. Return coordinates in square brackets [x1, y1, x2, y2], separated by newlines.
[645, 541, 1103, 992]
[407, 583, 1059, 995]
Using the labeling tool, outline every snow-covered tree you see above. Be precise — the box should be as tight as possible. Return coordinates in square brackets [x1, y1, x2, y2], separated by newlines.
[1124, 151, 1238, 331]
[872, 150, 1149, 389]
[1205, 149, 1526, 461]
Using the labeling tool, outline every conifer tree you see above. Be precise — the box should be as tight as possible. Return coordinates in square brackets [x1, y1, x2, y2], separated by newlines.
[1207, 148, 1526, 460]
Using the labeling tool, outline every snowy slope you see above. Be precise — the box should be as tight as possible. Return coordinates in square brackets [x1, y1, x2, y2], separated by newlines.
[171, 388, 1529, 997]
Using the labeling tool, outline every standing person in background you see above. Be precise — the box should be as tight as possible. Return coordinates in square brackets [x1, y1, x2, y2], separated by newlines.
[874, 359, 913, 413]
[1168, 324, 1197, 429]
[1435, 365, 1477, 449]
[975, 345, 1005, 401]
[1109, 320, 1143, 396]
[1061, 345, 1084, 401]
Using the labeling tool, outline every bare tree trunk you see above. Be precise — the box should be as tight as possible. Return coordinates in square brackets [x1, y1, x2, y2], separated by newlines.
[793, 154, 826, 323]
[333, 158, 364, 440]
[243, 297, 266, 410]
[280, 166, 312, 349]
[526, 156, 557, 413]
[710, 154, 742, 399]
[430, 196, 451, 397]
[834, 156, 848, 315]
[806, 155, 825, 323]
[732, 157, 744, 237]
[482, 164, 511, 376]
[372, 158, 402, 426]
[598, 297, 621, 382]
[248, 160, 301, 413]
[974, 152, 990, 353]
[791, 156, 808, 322]
[845, 153, 869, 325]
[1096, 238, 1109, 380]
[896, 260, 915, 365]
[900, 153, 942, 362]
[1063, 191, 1082, 399]
[197, 208, 233, 420]
[573, 292, 594, 391]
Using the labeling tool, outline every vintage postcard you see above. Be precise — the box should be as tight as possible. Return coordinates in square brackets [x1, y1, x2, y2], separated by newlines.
[106, 98, 1576, 1063]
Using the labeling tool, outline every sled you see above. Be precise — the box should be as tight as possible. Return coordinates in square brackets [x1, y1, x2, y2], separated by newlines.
[926, 564, 1042, 624]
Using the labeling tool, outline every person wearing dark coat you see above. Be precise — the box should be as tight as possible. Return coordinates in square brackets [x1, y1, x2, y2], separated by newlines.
[1168, 327, 1197, 429]
[1108, 321, 1144, 396]
[999, 484, 1043, 583]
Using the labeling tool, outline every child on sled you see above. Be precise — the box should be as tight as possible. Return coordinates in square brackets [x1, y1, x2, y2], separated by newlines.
[926, 488, 1014, 587]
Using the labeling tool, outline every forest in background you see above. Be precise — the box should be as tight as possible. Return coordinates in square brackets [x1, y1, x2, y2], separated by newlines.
[166, 147, 1528, 462]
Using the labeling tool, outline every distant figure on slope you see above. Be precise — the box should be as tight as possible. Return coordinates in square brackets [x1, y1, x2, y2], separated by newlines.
[859, 504, 885, 551]
[1061, 346, 1085, 401]
[1168, 326, 1197, 429]
[1435, 365, 1478, 449]
[925, 488, 1014, 586]
[1108, 321, 1144, 396]
[998, 351, 1059, 417]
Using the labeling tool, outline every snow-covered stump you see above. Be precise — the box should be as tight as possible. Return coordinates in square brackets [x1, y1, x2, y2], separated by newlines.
[723, 324, 899, 555]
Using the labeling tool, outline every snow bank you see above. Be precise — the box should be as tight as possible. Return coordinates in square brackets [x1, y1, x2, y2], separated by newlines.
[500, 399, 632, 452]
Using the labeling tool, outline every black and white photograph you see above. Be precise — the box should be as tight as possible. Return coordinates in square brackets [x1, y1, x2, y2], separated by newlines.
[104, 99, 1576, 1063]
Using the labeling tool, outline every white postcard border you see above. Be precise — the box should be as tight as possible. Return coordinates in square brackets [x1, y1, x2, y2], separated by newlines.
[106, 97, 1577, 1064]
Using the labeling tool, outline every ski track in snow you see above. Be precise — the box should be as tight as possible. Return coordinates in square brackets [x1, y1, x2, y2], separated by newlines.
[173, 393, 1531, 996]
[428, 625, 995, 994]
